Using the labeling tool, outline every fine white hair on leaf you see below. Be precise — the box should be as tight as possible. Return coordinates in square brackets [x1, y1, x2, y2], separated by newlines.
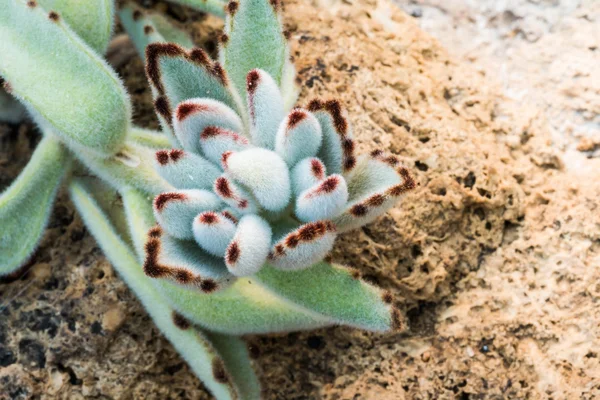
[268, 221, 337, 271]
[223, 148, 291, 212]
[213, 174, 260, 215]
[172, 98, 244, 154]
[153, 189, 222, 239]
[246, 69, 285, 149]
[275, 108, 322, 167]
[154, 149, 221, 190]
[193, 211, 237, 257]
[200, 126, 251, 165]
[225, 215, 272, 277]
[290, 157, 326, 196]
[296, 175, 348, 222]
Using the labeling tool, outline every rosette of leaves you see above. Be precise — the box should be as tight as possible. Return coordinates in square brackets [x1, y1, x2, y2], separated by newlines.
[119, 0, 416, 337]
[1, 0, 416, 398]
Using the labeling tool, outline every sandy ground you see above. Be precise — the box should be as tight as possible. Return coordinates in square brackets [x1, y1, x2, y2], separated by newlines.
[1, 0, 599, 399]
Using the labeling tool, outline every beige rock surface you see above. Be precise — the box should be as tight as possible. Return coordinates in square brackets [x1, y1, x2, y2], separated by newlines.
[1, 0, 599, 399]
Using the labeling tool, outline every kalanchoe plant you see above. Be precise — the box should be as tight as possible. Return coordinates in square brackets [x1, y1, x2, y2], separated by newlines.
[0, 0, 416, 398]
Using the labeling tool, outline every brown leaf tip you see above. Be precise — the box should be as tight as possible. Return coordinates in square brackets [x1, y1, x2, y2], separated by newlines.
[287, 109, 307, 129]
[210, 63, 228, 85]
[201, 279, 218, 293]
[221, 151, 233, 169]
[246, 70, 261, 95]
[350, 204, 368, 216]
[146, 43, 186, 94]
[309, 99, 348, 135]
[154, 96, 172, 122]
[221, 211, 238, 224]
[226, 242, 240, 265]
[227, 1, 239, 15]
[314, 176, 340, 194]
[188, 47, 210, 66]
[391, 308, 406, 331]
[148, 226, 162, 238]
[132, 10, 142, 20]
[388, 167, 417, 196]
[27, 0, 37, 7]
[172, 311, 191, 330]
[283, 221, 335, 251]
[215, 177, 233, 198]
[212, 358, 229, 384]
[156, 149, 184, 165]
[382, 291, 393, 304]
[199, 212, 219, 225]
[176, 102, 210, 121]
[154, 192, 187, 211]
[370, 149, 384, 158]
[48, 11, 60, 21]
[310, 159, 325, 179]
[219, 32, 229, 44]
[144, 25, 154, 35]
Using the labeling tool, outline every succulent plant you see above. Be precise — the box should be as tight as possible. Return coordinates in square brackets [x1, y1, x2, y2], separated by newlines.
[1, 0, 416, 398]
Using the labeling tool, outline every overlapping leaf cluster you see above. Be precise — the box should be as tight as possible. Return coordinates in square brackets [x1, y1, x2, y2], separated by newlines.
[0, 0, 416, 398]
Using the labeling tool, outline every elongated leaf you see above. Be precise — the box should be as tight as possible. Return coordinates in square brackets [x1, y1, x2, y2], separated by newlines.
[119, 3, 194, 60]
[246, 69, 285, 149]
[0, 135, 70, 275]
[255, 262, 401, 332]
[193, 211, 236, 257]
[0, 0, 130, 155]
[69, 179, 259, 400]
[77, 143, 173, 195]
[38, 0, 115, 54]
[221, 0, 287, 100]
[156, 278, 331, 334]
[167, 0, 227, 18]
[224, 214, 271, 276]
[275, 108, 321, 167]
[296, 175, 348, 222]
[291, 157, 326, 196]
[121, 187, 155, 259]
[129, 126, 171, 149]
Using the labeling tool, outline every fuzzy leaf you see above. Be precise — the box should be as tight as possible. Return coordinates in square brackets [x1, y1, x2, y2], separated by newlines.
[296, 175, 348, 222]
[121, 187, 155, 259]
[69, 179, 259, 399]
[223, 148, 290, 212]
[37, 0, 115, 54]
[77, 143, 173, 195]
[0, 135, 70, 275]
[334, 153, 416, 232]
[129, 126, 171, 149]
[222, 0, 287, 100]
[213, 175, 259, 215]
[308, 99, 356, 175]
[144, 229, 234, 292]
[167, 0, 227, 18]
[148, 12, 195, 48]
[246, 69, 285, 149]
[290, 157, 326, 196]
[225, 215, 271, 276]
[268, 221, 336, 271]
[275, 109, 322, 167]
[153, 189, 221, 239]
[156, 278, 331, 334]
[146, 43, 242, 119]
[0, 0, 130, 155]
[193, 211, 237, 257]
[200, 126, 251, 166]
[173, 98, 244, 154]
[280, 59, 300, 112]
[255, 262, 399, 331]
[154, 149, 221, 190]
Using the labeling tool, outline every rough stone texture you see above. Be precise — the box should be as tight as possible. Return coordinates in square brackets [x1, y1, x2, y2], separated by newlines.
[1, 0, 599, 399]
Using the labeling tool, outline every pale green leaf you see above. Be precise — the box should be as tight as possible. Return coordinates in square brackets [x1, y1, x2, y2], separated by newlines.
[221, 0, 288, 101]
[37, 0, 115, 54]
[0, 135, 70, 275]
[255, 262, 397, 331]
[0, 0, 130, 155]
[129, 126, 171, 149]
[120, 187, 155, 259]
[69, 178, 260, 400]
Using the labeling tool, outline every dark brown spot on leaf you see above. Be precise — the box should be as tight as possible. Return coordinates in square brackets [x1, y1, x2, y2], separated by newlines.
[132, 10, 142, 20]
[154, 96, 172, 122]
[212, 358, 229, 383]
[287, 110, 307, 129]
[156, 150, 169, 165]
[315, 176, 339, 194]
[215, 177, 233, 198]
[172, 311, 191, 330]
[27, 0, 37, 8]
[188, 48, 210, 66]
[310, 159, 324, 178]
[176, 102, 210, 121]
[48, 11, 59, 21]
[366, 194, 386, 207]
[307, 99, 325, 112]
[344, 156, 356, 171]
[382, 291, 393, 304]
[174, 269, 193, 284]
[221, 151, 233, 168]
[219, 32, 229, 44]
[227, 1, 239, 15]
[146, 43, 186, 94]
[148, 226, 162, 238]
[144, 25, 154, 35]
[199, 212, 218, 224]
[350, 204, 368, 216]
[154, 192, 187, 211]
[169, 149, 183, 162]
[370, 149, 383, 158]
[221, 211, 238, 224]
[201, 279, 218, 293]
[226, 242, 240, 265]
[246, 70, 261, 95]
[210, 63, 227, 85]
[285, 234, 299, 249]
